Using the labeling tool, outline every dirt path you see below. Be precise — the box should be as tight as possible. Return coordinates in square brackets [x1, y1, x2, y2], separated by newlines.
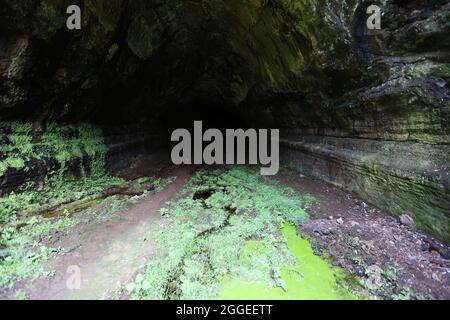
[13, 165, 193, 300]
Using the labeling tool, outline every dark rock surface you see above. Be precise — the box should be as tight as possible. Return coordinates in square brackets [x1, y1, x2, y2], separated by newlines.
[1, 1, 447, 130]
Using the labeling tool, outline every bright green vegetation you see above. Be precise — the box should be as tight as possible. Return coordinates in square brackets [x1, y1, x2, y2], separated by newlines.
[127, 167, 360, 300]
[0, 121, 108, 177]
[0, 121, 118, 223]
[77, 175, 176, 223]
[0, 174, 125, 224]
[0, 215, 75, 288]
[393, 288, 412, 300]
[220, 223, 357, 300]
[0, 121, 123, 287]
[0, 121, 115, 287]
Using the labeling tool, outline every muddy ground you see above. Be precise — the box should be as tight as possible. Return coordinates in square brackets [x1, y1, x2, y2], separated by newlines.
[1, 154, 449, 300]
[278, 169, 450, 300]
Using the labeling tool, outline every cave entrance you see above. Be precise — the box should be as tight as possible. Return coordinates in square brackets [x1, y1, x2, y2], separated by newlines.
[159, 100, 248, 133]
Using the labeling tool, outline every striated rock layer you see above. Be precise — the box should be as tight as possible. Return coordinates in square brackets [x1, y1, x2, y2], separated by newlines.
[281, 135, 450, 242]
[0, 1, 449, 240]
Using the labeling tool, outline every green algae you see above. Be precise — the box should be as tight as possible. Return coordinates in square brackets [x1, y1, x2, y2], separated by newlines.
[219, 223, 358, 300]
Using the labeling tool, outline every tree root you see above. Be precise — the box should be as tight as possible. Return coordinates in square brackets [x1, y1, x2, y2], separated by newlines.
[29, 182, 156, 218]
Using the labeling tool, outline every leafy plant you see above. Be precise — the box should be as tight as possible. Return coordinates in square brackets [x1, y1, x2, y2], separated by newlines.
[393, 288, 412, 300]
[383, 268, 398, 282]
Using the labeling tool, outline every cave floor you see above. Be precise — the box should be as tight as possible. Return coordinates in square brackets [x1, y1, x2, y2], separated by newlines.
[1, 154, 449, 300]
[3, 163, 194, 300]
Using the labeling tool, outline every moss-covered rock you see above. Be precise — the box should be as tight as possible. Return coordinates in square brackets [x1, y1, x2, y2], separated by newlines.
[1, 1, 448, 136]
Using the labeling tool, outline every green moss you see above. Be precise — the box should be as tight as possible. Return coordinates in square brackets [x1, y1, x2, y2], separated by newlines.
[0, 121, 108, 180]
[8, 50, 28, 79]
[357, 166, 450, 243]
[85, 0, 125, 33]
[220, 223, 359, 300]
[0, 121, 117, 223]
[34, 1, 65, 38]
[106, 43, 119, 62]
[285, 147, 450, 243]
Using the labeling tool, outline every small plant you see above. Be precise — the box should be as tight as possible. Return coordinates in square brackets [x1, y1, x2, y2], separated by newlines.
[0, 215, 76, 288]
[346, 234, 355, 246]
[414, 293, 428, 300]
[14, 290, 28, 300]
[116, 281, 125, 296]
[383, 268, 398, 282]
[0, 121, 120, 223]
[393, 287, 412, 300]
[352, 256, 365, 269]
[0, 121, 179, 290]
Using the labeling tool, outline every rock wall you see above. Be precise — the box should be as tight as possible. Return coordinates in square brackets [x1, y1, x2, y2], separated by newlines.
[280, 135, 450, 242]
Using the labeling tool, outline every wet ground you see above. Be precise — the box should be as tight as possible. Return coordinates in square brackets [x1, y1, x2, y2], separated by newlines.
[278, 169, 450, 299]
[1, 154, 449, 300]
